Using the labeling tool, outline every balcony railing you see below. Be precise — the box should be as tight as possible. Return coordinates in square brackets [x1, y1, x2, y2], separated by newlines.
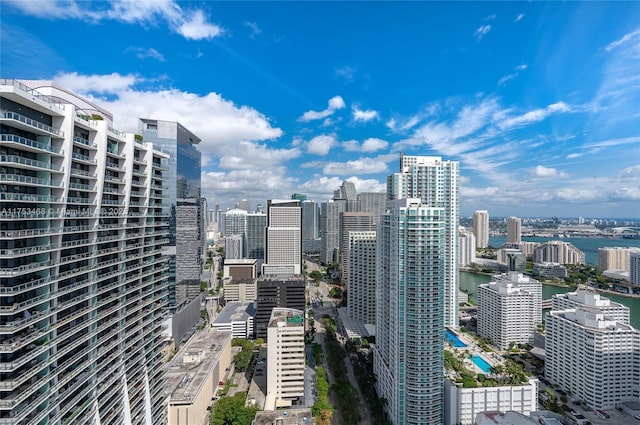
[0, 134, 61, 154]
[1, 155, 59, 171]
[1, 110, 64, 137]
[0, 79, 66, 109]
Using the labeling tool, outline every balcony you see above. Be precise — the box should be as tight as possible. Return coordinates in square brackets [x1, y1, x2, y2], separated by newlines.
[1, 109, 64, 137]
[0, 174, 62, 188]
[1, 155, 60, 172]
[0, 193, 63, 204]
[103, 175, 123, 184]
[72, 136, 96, 149]
[0, 134, 62, 155]
[104, 162, 123, 172]
[1, 79, 65, 110]
[69, 182, 94, 192]
[70, 168, 96, 179]
[71, 152, 96, 165]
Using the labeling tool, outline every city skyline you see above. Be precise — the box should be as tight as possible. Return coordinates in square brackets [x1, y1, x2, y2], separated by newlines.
[2, 1, 639, 217]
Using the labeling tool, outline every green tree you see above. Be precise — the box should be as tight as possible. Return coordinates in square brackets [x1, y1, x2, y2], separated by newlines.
[309, 270, 323, 282]
[210, 393, 259, 425]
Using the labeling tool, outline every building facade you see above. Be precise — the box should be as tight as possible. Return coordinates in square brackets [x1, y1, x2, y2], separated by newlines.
[224, 208, 248, 257]
[0, 79, 169, 424]
[246, 212, 266, 265]
[459, 228, 477, 267]
[551, 290, 630, 325]
[139, 118, 203, 311]
[254, 277, 305, 339]
[598, 247, 640, 272]
[319, 200, 344, 265]
[347, 231, 377, 325]
[533, 241, 585, 265]
[506, 216, 521, 243]
[546, 307, 640, 409]
[265, 308, 305, 411]
[632, 251, 640, 286]
[473, 210, 489, 249]
[386, 154, 459, 328]
[477, 273, 542, 350]
[357, 192, 387, 225]
[339, 212, 374, 281]
[374, 199, 445, 424]
[262, 200, 301, 276]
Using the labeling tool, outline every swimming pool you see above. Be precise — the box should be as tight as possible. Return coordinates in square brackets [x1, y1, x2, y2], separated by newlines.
[444, 329, 467, 348]
[471, 354, 492, 374]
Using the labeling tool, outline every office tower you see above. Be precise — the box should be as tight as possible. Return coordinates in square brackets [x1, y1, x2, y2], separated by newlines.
[139, 118, 202, 310]
[375, 199, 445, 424]
[459, 227, 476, 267]
[254, 278, 305, 339]
[207, 209, 216, 226]
[246, 212, 266, 263]
[532, 241, 585, 265]
[334, 180, 358, 211]
[0, 79, 169, 424]
[265, 308, 305, 410]
[224, 208, 248, 257]
[473, 210, 489, 248]
[477, 274, 542, 350]
[319, 200, 344, 265]
[339, 212, 374, 280]
[200, 197, 208, 255]
[237, 199, 250, 212]
[291, 193, 307, 201]
[357, 192, 386, 225]
[224, 235, 243, 260]
[546, 307, 640, 409]
[301, 200, 319, 254]
[598, 247, 640, 272]
[387, 154, 459, 328]
[507, 216, 521, 243]
[347, 231, 377, 325]
[262, 200, 301, 276]
[632, 252, 640, 285]
[552, 290, 630, 324]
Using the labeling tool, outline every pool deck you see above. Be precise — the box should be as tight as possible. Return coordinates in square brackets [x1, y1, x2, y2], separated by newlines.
[445, 328, 502, 375]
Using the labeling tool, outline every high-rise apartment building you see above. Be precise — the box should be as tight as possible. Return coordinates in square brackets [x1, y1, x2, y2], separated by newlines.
[237, 199, 250, 212]
[319, 200, 344, 265]
[139, 118, 202, 310]
[375, 198, 445, 424]
[546, 307, 640, 409]
[262, 200, 301, 276]
[224, 234, 243, 260]
[339, 212, 374, 281]
[552, 290, 630, 325]
[0, 79, 169, 424]
[301, 200, 319, 254]
[459, 227, 476, 267]
[347, 231, 377, 325]
[533, 241, 585, 265]
[598, 247, 640, 272]
[387, 154, 459, 328]
[507, 216, 521, 243]
[477, 273, 542, 350]
[473, 210, 489, 249]
[265, 308, 305, 410]
[631, 252, 640, 286]
[334, 180, 358, 212]
[224, 208, 248, 257]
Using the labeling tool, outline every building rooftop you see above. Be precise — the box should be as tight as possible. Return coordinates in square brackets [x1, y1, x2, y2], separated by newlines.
[552, 307, 634, 331]
[166, 330, 232, 404]
[213, 301, 256, 324]
[268, 308, 304, 328]
[225, 258, 258, 265]
[251, 409, 314, 425]
[475, 411, 537, 425]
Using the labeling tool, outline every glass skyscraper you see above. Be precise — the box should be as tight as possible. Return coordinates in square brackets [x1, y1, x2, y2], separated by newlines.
[374, 199, 445, 424]
[139, 119, 202, 310]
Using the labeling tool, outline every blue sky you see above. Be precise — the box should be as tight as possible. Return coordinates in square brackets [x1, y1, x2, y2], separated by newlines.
[2, 1, 639, 218]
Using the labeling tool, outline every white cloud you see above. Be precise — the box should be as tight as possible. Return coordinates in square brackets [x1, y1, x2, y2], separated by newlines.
[361, 138, 388, 152]
[474, 25, 492, 40]
[298, 96, 346, 122]
[53, 72, 137, 93]
[605, 29, 640, 52]
[532, 165, 568, 178]
[566, 153, 583, 159]
[352, 107, 379, 123]
[499, 101, 570, 129]
[127, 47, 165, 61]
[322, 157, 389, 175]
[5, 0, 223, 40]
[498, 64, 528, 86]
[620, 165, 640, 177]
[243, 21, 262, 38]
[335, 66, 356, 82]
[306, 135, 337, 155]
[177, 10, 223, 40]
[514, 14, 524, 22]
[297, 176, 385, 201]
